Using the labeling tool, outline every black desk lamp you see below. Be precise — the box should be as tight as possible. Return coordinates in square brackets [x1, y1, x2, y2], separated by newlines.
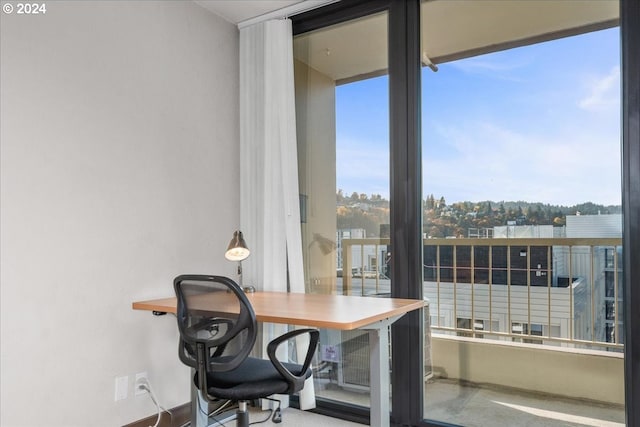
[225, 230, 252, 291]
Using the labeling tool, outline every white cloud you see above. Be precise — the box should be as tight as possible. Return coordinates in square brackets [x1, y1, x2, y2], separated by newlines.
[336, 136, 389, 197]
[423, 120, 621, 205]
[578, 66, 620, 112]
[336, 120, 621, 206]
[450, 56, 530, 81]
[336, 118, 621, 205]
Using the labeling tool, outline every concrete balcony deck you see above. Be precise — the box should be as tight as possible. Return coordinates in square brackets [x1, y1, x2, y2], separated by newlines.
[316, 346, 624, 427]
[312, 326, 625, 426]
[424, 377, 624, 427]
[426, 334, 624, 426]
[313, 332, 624, 425]
[316, 379, 624, 426]
[312, 237, 626, 425]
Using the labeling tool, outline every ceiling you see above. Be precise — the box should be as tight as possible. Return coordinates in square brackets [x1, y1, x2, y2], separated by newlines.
[194, 0, 315, 25]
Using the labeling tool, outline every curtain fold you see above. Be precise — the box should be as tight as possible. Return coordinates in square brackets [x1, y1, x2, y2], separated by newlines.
[239, 18, 314, 409]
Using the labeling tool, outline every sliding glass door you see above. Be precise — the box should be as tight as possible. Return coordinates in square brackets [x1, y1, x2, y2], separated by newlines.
[293, 10, 391, 416]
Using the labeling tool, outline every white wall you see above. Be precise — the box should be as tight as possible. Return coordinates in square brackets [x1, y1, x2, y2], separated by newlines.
[0, 2, 239, 425]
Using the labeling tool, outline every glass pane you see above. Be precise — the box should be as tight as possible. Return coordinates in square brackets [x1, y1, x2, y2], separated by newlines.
[421, 1, 624, 425]
[294, 10, 389, 413]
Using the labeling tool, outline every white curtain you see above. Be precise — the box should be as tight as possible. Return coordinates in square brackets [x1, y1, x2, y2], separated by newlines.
[239, 19, 314, 409]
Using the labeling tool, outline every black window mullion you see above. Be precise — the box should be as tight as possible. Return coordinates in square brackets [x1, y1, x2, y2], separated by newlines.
[621, 0, 640, 425]
[389, 0, 423, 426]
[291, 0, 388, 36]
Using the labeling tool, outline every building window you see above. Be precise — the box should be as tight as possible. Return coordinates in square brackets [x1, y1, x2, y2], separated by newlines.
[606, 301, 616, 321]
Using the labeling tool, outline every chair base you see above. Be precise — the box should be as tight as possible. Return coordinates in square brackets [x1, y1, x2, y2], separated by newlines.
[236, 402, 250, 427]
[236, 408, 249, 427]
[205, 408, 236, 426]
[210, 400, 280, 427]
[205, 401, 249, 427]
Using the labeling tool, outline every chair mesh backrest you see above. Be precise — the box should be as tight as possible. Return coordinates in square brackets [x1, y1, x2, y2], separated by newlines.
[174, 275, 257, 373]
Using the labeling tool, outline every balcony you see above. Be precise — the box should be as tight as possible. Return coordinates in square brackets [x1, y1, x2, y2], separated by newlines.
[327, 237, 625, 425]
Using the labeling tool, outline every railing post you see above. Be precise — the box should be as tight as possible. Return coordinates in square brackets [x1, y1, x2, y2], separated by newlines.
[343, 239, 352, 295]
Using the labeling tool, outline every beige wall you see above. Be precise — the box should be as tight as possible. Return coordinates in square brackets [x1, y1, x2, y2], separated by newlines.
[0, 2, 239, 425]
[294, 59, 337, 293]
[432, 335, 624, 405]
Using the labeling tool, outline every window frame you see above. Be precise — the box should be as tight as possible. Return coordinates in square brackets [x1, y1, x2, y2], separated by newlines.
[292, 1, 640, 426]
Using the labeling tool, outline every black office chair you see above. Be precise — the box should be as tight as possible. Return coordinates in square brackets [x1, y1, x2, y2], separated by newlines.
[174, 274, 319, 427]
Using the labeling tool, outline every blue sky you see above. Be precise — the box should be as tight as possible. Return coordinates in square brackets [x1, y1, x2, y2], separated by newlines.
[336, 27, 621, 206]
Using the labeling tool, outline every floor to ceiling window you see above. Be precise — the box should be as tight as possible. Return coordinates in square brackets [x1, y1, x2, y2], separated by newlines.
[293, 10, 390, 416]
[292, 0, 639, 425]
[420, 1, 625, 426]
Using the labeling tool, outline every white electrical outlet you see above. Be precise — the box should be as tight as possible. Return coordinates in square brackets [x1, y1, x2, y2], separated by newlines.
[115, 376, 128, 401]
[134, 371, 148, 396]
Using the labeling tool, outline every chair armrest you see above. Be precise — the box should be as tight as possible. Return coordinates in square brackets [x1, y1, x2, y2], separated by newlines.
[266, 328, 320, 390]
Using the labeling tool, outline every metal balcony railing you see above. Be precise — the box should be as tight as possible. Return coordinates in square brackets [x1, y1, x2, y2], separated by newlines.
[340, 237, 623, 350]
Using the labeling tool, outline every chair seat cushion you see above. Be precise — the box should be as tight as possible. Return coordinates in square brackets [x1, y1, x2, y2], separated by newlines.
[196, 356, 312, 401]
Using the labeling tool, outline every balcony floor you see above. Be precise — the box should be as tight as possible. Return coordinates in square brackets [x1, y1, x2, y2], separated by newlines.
[424, 378, 624, 427]
[315, 378, 625, 426]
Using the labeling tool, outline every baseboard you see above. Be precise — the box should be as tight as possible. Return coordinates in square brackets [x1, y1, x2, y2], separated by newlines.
[123, 402, 190, 427]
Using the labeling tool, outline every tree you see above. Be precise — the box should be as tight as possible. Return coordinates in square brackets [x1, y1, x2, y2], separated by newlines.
[425, 194, 435, 210]
[545, 208, 553, 224]
[428, 225, 443, 238]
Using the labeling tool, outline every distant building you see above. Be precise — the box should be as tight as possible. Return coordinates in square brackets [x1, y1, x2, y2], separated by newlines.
[424, 214, 622, 349]
[564, 214, 622, 344]
[566, 213, 622, 237]
[493, 224, 558, 238]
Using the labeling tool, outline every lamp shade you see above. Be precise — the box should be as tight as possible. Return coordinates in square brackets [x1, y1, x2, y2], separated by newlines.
[225, 230, 250, 261]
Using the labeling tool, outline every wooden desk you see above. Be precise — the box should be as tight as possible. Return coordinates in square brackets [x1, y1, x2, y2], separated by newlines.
[133, 292, 424, 427]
